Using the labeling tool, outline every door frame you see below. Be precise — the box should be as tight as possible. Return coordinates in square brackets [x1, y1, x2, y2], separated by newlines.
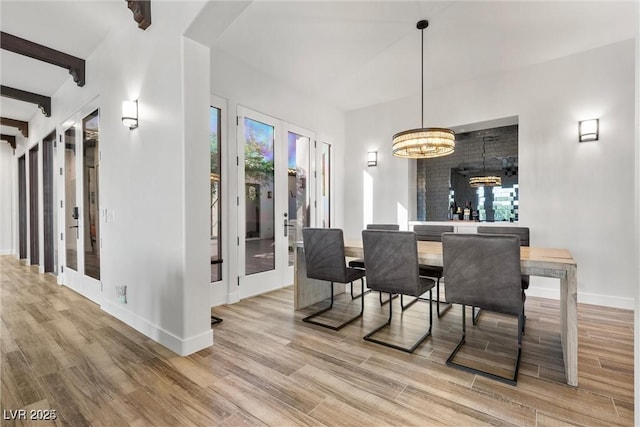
[42, 130, 57, 274]
[282, 122, 316, 286]
[234, 106, 321, 300]
[236, 106, 287, 299]
[58, 98, 102, 303]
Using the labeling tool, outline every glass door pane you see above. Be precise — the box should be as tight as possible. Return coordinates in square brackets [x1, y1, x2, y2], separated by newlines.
[244, 117, 275, 275]
[287, 131, 310, 267]
[210, 106, 222, 282]
[42, 131, 56, 273]
[82, 109, 100, 279]
[64, 126, 78, 271]
[321, 142, 331, 228]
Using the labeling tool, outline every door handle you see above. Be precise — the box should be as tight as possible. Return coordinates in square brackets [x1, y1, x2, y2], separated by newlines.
[69, 225, 78, 229]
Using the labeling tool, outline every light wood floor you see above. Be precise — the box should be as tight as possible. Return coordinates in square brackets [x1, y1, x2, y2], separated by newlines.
[0, 256, 634, 426]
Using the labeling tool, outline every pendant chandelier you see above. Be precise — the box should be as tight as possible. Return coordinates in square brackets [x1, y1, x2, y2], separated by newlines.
[469, 137, 502, 188]
[469, 175, 502, 187]
[392, 20, 455, 159]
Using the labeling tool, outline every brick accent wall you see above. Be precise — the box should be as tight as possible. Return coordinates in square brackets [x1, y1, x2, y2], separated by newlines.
[417, 124, 518, 221]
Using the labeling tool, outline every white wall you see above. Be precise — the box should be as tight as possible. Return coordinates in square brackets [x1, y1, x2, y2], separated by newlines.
[345, 39, 636, 308]
[96, 1, 212, 355]
[12, 1, 213, 355]
[209, 46, 346, 306]
[634, 2, 640, 424]
[0, 142, 15, 255]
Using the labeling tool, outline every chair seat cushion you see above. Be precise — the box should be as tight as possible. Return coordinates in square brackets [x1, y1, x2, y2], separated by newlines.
[419, 264, 443, 279]
[348, 258, 365, 269]
[371, 276, 434, 297]
[345, 267, 366, 283]
[415, 276, 436, 297]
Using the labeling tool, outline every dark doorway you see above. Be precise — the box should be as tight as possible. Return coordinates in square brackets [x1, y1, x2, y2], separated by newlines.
[29, 145, 39, 265]
[18, 155, 27, 259]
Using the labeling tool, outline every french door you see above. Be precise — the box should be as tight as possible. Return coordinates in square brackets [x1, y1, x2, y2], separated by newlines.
[236, 107, 314, 298]
[61, 106, 101, 302]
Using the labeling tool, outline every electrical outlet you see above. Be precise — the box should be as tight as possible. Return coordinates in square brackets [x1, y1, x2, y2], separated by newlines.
[116, 285, 127, 303]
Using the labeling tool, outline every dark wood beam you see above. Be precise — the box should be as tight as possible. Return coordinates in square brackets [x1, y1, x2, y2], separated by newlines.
[1, 134, 16, 150]
[0, 32, 86, 87]
[1, 117, 29, 138]
[126, 0, 151, 30]
[1, 86, 51, 117]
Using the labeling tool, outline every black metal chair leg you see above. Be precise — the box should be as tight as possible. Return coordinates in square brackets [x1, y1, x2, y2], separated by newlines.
[379, 291, 398, 306]
[472, 306, 481, 325]
[350, 279, 371, 300]
[210, 315, 223, 326]
[364, 291, 432, 353]
[521, 296, 526, 334]
[400, 294, 419, 310]
[446, 304, 522, 385]
[435, 278, 451, 318]
[303, 281, 364, 330]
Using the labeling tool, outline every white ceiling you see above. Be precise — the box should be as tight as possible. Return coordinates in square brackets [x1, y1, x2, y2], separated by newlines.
[1, 0, 637, 140]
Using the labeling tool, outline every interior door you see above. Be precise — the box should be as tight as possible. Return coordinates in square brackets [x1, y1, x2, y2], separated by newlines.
[61, 107, 101, 302]
[42, 131, 56, 273]
[64, 125, 79, 273]
[237, 107, 287, 298]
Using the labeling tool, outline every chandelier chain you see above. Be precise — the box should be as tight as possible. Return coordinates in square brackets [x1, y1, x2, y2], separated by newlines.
[421, 24, 424, 129]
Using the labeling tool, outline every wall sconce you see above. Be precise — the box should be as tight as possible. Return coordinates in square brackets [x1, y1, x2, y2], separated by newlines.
[579, 119, 598, 142]
[367, 151, 377, 167]
[122, 100, 139, 129]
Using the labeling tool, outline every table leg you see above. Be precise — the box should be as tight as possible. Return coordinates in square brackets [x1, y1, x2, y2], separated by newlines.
[294, 246, 345, 309]
[561, 264, 578, 386]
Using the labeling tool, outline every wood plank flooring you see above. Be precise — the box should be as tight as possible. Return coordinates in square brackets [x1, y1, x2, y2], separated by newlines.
[0, 256, 634, 426]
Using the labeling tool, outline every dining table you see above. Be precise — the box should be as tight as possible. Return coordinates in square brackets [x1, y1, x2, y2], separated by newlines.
[294, 239, 578, 386]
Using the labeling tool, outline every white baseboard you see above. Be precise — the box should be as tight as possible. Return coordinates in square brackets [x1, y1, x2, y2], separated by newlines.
[526, 287, 635, 310]
[577, 292, 635, 310]
[0, 249, 14, 255]
[101, 300, 213, 356]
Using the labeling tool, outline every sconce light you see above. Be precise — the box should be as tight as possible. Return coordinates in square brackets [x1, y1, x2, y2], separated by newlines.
[122, 100, 138, 129]
[367, 151, 378, 167]
[579, 119, 598, 142]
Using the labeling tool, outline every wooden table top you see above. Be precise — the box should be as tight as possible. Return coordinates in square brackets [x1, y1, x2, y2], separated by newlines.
[343, 240, 576, 267]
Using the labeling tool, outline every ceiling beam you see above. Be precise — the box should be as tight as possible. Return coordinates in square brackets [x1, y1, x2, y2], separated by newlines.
[0, 134, 16, 150]
[0, 32, 86, 87]
[126, 0, 151, 30]
[1, 117, 29, 138]
[1, 85, 51, 117]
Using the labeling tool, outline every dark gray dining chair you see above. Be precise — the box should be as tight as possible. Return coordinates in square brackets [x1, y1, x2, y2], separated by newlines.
[442, 232, 525, 385]
[413, 224, 454, 318]
[362, 230, 434, 353]
[302, 228, 366, 330]
[476, 226, 530, 327]
[348, 224, 400, 304]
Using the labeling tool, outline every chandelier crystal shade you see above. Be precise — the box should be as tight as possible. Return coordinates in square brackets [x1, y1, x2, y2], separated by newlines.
[392, 20, 455, 159]
[469, 175, 502, 188]
[392, 127, 455, 158]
